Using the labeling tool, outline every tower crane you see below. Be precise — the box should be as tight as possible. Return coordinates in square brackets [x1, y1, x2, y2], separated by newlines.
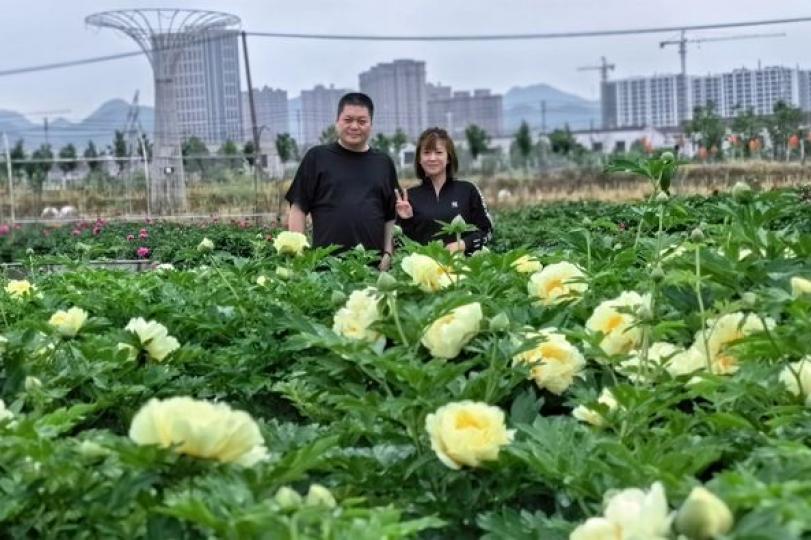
[659, 31, 786, 78]
[577, 56, 615, 83]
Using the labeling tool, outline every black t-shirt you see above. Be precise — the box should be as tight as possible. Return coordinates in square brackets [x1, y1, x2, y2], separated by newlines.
[285, 142, 399, 253]
[396, 178, 493, 254]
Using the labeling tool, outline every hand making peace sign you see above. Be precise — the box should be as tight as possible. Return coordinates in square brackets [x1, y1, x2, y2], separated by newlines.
[395, 188, 413, 219]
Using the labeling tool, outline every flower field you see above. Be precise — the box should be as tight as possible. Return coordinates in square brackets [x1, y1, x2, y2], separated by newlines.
[3, 167, 811, 538]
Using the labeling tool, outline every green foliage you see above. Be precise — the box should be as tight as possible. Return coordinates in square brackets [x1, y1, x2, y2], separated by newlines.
[3, 186, 811, 537]
[464, 124, 490, 161]
[58, 144, 78, 175]
[182, 137, 209, 174]
[685, 102, 725, 158]
[275, 133, 298, 164]
[767, 100, 804, 161]
[320, 126, 338, 145]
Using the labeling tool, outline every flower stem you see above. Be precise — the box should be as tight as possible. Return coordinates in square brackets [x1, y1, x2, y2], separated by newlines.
[388, 294, 410, 347]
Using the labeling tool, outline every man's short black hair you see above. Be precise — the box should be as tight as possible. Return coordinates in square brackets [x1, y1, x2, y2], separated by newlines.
[337, 92, 374, 120]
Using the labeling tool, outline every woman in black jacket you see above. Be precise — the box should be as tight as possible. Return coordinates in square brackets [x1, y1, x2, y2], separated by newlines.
[395, 127, 493, 254]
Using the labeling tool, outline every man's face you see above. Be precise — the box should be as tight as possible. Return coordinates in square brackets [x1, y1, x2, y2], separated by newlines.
[336, 105, 372, 149]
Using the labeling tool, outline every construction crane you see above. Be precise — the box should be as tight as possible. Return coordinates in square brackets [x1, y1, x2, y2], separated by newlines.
[659, 31, 786, 78]
[577, 56, 615, 83]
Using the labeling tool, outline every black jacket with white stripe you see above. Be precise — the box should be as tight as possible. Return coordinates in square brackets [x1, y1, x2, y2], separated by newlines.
[397, 177, 493, 255]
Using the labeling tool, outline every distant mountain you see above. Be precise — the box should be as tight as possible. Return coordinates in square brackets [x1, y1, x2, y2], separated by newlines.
[503, 83, 600, 134]
[0, 99, 154, 151]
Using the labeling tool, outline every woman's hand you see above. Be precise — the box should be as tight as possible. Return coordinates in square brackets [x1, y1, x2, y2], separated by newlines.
[395, 189, 413, 219]
[445, 240, 466, 253]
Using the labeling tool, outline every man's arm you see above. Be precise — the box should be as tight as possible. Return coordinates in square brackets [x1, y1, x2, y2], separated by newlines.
[287, 203, 307, 233]
[379, 219, 395, 271]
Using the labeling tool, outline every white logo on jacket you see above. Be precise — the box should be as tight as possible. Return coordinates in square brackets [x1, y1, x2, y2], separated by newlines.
[451, 201, 458, 208]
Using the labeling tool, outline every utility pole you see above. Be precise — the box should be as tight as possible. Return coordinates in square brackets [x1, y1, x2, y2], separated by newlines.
[3, 133, 15, 226]
[241, 30, 261, 218]
[43, 118, 49, 147]
[540, 101, 547, 135]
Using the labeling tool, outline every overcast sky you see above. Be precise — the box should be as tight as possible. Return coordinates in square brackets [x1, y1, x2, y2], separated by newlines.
[2, 0, 811, 121]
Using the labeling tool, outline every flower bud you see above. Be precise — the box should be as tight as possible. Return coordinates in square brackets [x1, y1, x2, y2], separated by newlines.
[26, 248, 35, 256]
[655, 191, 669, 203]
[741, 292, 758, 308]
[77, 440, 109, 459]
[675, 486, 734, 540]
[690, 228, 705, 243]
[330, 290, 347, 304]
[651, 265, 665, 282]
[489, 312, 510, 332]
[660, 151, 675, 162]
[274, 486, 303, 510]
[731, 181, 753, 203]
[256, 275, 268, 287]
[376, 271, 398, 291]
[582, 217, 593, 227]
[275, 267, 292, 280]
[24, 376, 42, 391]
[451, 215, 467, 228]
[305, 484, 336, 508]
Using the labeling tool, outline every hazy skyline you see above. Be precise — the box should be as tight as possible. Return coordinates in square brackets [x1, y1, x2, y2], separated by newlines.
[2, 0, 811, 122]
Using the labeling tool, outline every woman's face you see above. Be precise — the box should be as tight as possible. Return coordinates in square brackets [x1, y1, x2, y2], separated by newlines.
[420, 140, 448, 179]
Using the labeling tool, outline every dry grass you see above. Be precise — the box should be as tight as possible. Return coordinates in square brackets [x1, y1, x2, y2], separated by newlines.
[2, 161, 810, 220]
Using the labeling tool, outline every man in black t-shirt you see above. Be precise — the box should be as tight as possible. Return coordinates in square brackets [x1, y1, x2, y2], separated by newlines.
[285, 93, 399, 270]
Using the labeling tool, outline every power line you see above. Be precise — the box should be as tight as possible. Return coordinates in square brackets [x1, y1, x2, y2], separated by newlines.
[1, 16, 810, 78]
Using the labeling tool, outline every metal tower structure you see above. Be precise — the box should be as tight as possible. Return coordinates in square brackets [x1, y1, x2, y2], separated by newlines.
[86, 9, 241, 215]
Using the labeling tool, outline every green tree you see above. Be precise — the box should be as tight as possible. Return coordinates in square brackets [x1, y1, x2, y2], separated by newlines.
[372, 133, 392, 155]
[218, 140, 242, 169]
[24, 143, 53, 203]
[58, 144, 78, 175]
[275, 133, 298, 165]
[730, 107, 764, 158]
[684, 102, 725, 159]
[243, 140, 256, 168]
[112, 130, 128, 175]
[465, 124, 490, 161]
[548, 125, 581, 156]
[182, 137, 210, 174]
[391, 128, 408, 165]
[10, 139, 26, 177]
[767, 100, 803, 160]
[513, 121, 534, 172]
[320, 125, 338, 145]
[84, 141, 102, 172]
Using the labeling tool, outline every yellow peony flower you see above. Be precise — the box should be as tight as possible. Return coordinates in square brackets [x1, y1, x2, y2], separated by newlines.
[305, 484, 337, 508]
[572, 388, 618, 427]
[512, 254, 542, 274]
[425, 400, 514, 469]
[526, 261, 587, 305]
[586, 291, 649, 356]
[675, 486, 734, 540]
[401, 253, 458, 293]
[512, 329, 586, 394]
[570, 517, 621, 540]
[692, 312, 773, 375]
[48, 307, 88, 337]
[779, 358, 811, 406]
[5, 279, 36, 299]
[621, 342, 683, 382]
[571, 482, 672, 540]
[791, 276, 811, 297]
[421, 302, 482, 359]
[332, 286, 384, 350]
[197, 237, 214, 252]
[273, 231, 309, 256]
[128, 396, 268, 466]
[256, 275, 268, 287]
[125, 317, 181, 362]
[665, 347, 707, 378]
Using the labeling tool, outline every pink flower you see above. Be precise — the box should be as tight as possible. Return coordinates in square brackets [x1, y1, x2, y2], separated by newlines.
[92, 227, 101, 236]
[136, 246, 150, 259]
[126, 234, 135, 241]
[72, 228, 82, 236]
[0, 224, 9, 236]
[139, 228, 149, 239]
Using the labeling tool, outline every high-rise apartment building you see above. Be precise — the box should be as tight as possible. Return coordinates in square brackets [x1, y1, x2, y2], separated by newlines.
[173, 30, 242, 145]
[427, 86, 503, 137]
[300, 84, 352, 145]
[359, 59, 427, 138]
[242, 86, 289, 144]
[603, 65, 809, 129]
